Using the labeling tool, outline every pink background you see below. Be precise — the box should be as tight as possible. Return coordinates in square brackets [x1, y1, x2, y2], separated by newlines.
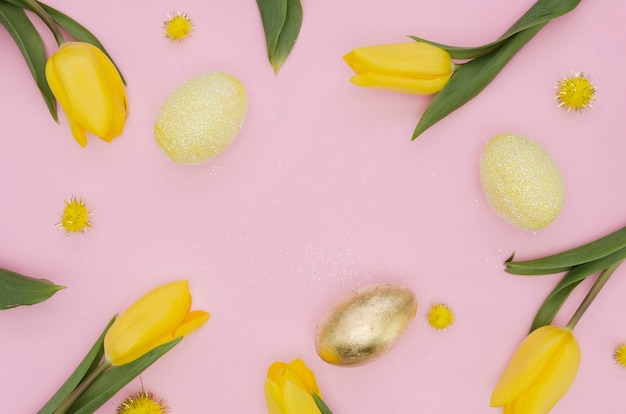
[1, 0, 626, 412]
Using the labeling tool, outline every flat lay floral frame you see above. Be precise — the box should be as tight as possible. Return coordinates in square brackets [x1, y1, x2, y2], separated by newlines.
[1, 0, 625, 413]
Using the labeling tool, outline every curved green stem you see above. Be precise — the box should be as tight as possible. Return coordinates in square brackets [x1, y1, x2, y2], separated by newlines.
[53, 360, 112, 414]
[566, 260, 624, 330]
[21, 0, 65, 45]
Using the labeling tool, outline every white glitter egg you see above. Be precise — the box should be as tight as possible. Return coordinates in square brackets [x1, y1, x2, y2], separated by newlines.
[480, 133, 565, 230]
[315, 283, 417, 367]
[155, 72, 247, 164]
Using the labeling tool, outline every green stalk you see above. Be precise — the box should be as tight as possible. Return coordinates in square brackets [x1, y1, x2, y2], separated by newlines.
[566, 260, 624, 330]
[53, 360, 111, 414]
[20, 0, 64, 45]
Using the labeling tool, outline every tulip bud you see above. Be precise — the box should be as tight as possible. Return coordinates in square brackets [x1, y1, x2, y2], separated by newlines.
[104, 280, 209, 366]
[491, 325, 581, 414]
[265, 359, 326, 414]
[343, 42, 454, 95]
[45, 42, 128, 147]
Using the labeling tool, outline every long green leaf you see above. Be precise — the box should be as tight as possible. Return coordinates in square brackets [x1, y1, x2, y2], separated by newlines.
[257, 0, 286, 58]
[256, 0, 302, 73]
[506, 225, 626, 274]
[409, 0, 581, 60]
[0, 266, 64, 309]
[312, 392, 333, 414]
[38, 316, 116, 414]
[529, 278, 581, 332]
[67, 337, 183, 414]
[0, 2, 57, 120]
[529, 247, 626, 330]
[4, 0, 126, 83]
[412, 23, 544, 139]
[269, 0, 302, 73]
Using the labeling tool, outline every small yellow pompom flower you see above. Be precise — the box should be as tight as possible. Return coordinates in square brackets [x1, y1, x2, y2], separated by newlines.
[427, 303, 454, 330]
[163, 12, 193, 42]
[116, 391, 169, 414]
[613, 344, 626, 367]
[58, 196, 91, 233]
[556, 70, 596, 113]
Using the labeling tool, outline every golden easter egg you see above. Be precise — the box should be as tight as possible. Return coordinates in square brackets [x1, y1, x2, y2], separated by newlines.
[315, 283, 417, 367]
[155, 72, 247, 164]
[480, 133, 564, 230]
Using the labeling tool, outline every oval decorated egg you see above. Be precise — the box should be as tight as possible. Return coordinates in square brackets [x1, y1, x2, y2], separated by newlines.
[155, 72, 247, 164]
[315, 283, 417, 367]
[480, 133, 565, 230]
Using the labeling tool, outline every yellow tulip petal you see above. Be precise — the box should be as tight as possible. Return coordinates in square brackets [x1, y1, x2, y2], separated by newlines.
[89, 44, 128, 140]
[346, 43, 452, 78]
[104, 281, 192, 365]
[285, 359, 321, 396]
[264, 378, 287, 414]
[67, 116, 88, 147]
[267, 361, 288, 382]
[508, 332, 580, 414]
[491, 326, 573, 407]
[350, 72, 451, 95]
[50, 43, 114, 137]
[174, 310, 210, 337]
[282, 380, 321, 414]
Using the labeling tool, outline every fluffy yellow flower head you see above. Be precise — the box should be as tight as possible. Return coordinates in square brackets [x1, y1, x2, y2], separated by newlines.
[116, 391, 169, 414]
[556, 70, 596, 112]
[164, 12, 194, 41]
[427, 303, 454, 330]
[58, 196, 91, 233]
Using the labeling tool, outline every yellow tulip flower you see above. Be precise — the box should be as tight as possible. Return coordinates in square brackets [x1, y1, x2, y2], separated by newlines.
[491, 325, 581, 414]
[45, 41, 128, 147]
[265, 359, 325, 414]
[343, 42, 454, 95]
[104, 280, 209, 366]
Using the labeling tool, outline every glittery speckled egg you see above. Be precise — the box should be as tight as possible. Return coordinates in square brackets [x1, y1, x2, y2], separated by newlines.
[315, 283, 417, 367]
[155, 72, 247, 164]
[480, 133, 564, 230]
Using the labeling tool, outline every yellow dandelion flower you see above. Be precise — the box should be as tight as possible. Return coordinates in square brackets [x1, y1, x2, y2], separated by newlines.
[613, 344, 626, 368]
[556, 70, 596, 113]
[117, 391, 169, 414]
[427, 303, 454, 330]
[58, 196, 91, 233]
[163, 12, 193, 42]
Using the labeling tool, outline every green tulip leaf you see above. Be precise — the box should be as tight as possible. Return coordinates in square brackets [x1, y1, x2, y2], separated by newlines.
[408, 0, 581, 60]
[506, 225, 626, 275]
[312, 392, 333, 414]
[529, 248, 626, 331]
[0, 266, 64, 309]
[38, 316, 116, 414]
[66, 337, 183, 414]
[0, 1, 57, 121]
[529, 277, 580, 332]
[412, 23, 544, 139]
[257, 0, 302, 74]
[4, 0, 126, 84]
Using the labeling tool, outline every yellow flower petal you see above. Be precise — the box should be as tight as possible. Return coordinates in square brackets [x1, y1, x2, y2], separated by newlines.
[282, 380, 321, 414]
[45, 42, 127, 146]
[104, 280, 208, 366]
[350, 72, 451, 95]
[491, 325, 580, 414]
[508, 333, 580, 414]
[346, 42, 452, 77]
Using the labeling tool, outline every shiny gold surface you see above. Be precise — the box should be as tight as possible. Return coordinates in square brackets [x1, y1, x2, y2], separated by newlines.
[315, 283, 417, 366]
